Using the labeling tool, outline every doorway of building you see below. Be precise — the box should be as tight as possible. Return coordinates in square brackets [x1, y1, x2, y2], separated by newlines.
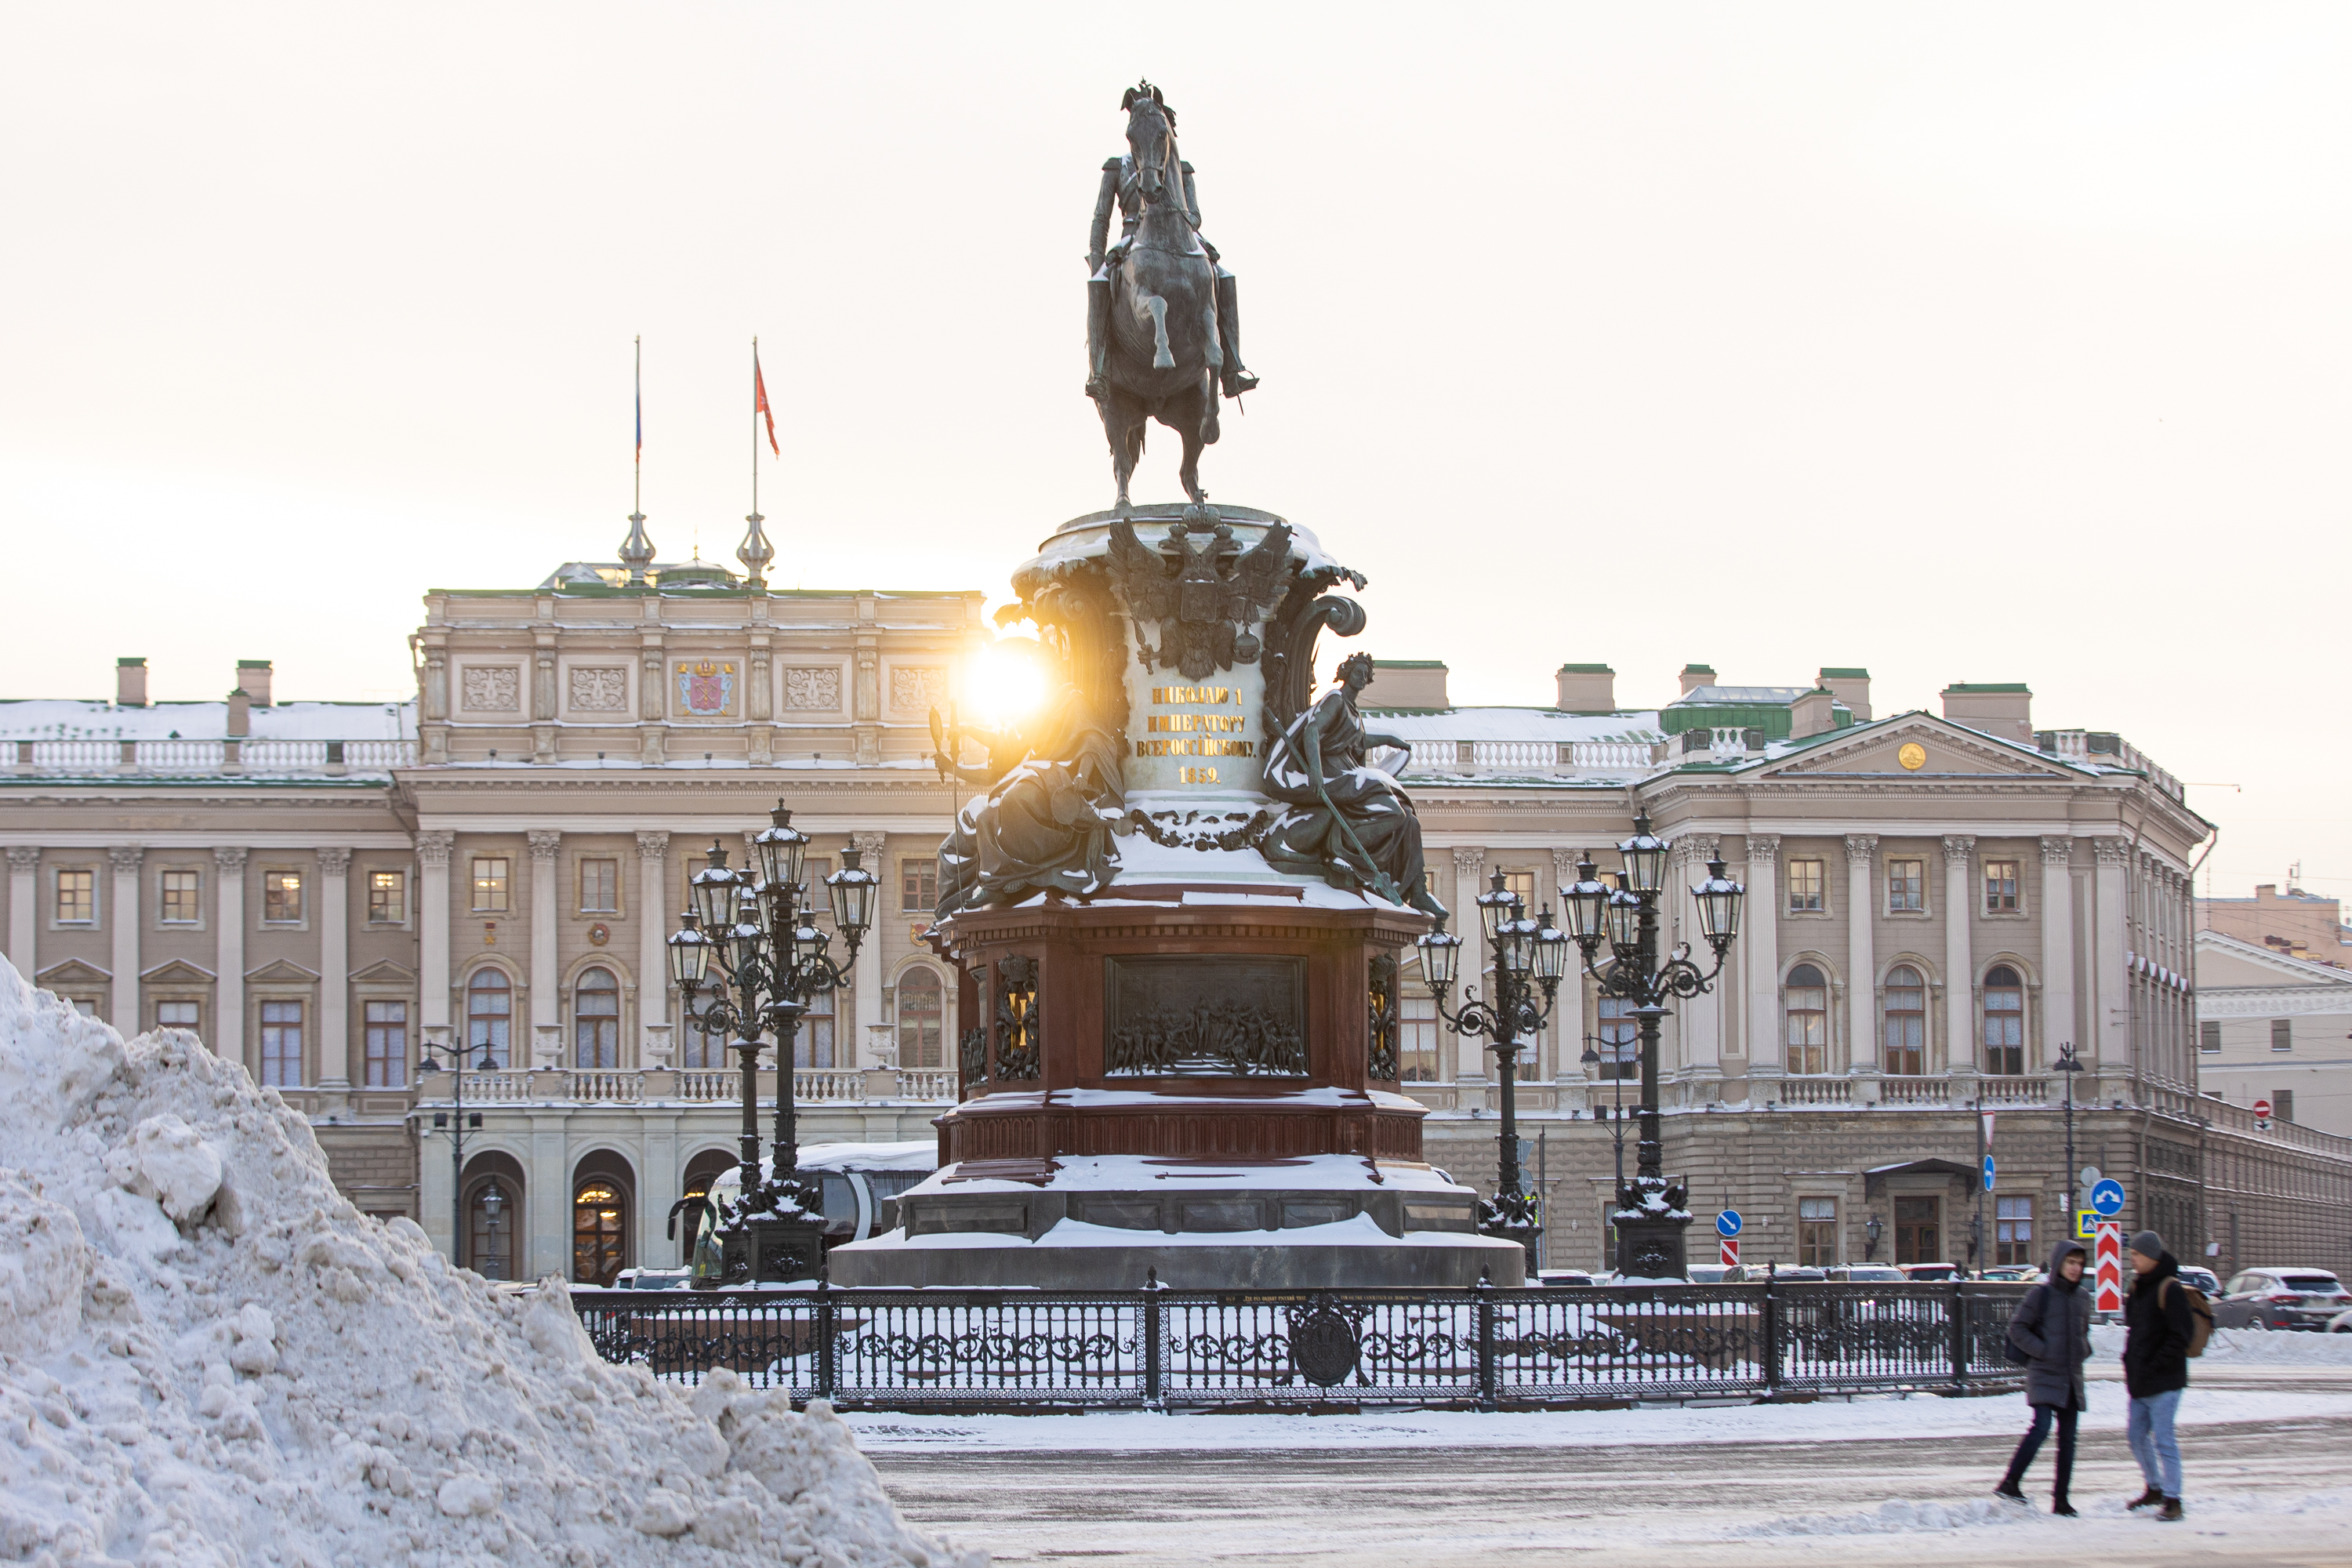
[1894, 1196, 1941, 1265]
[573, 1179, 627, 1286]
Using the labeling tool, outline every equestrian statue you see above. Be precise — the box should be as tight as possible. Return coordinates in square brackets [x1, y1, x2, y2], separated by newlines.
[1086, 81, 1260, 514]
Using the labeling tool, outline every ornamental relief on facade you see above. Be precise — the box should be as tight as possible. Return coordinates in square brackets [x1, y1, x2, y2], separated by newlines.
[567, 666, 629, 712]
[784, 666, 844, 712]
[671, 659, 739, 719]
[459, 665, 521, 712]
[888, 665, 949, 716]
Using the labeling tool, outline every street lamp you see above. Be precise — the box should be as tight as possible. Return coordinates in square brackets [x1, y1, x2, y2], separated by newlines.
[1416, 871, 1572, 1277]
[1579, 1030, 1632, 1267]
[2055, 1040, 2085, 1228]
[667, 802, 875, 1283]
[417, 1032, 502, 1272]
[1559, 815, 1745, 1279]
[1864, 1212, 1885, 1261]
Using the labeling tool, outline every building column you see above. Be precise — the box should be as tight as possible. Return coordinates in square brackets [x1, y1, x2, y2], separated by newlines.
[1451, 845, 1488, 1080]
[214, 848, 246, 1063]
[637, 831, 671, 1060]
[1745, 835, 1780, 1079]
[1678, 836, 1722, 1080]
[416, 833, 453, 1048]
[532, 1123, 568, 1280]
[110, 847, 143, 1032]
[1551, 847, 1591, 1080]
[317, 848, 353, 1084]
[1942, 835, 1976, 1073]
[851, 831, 888, 1065]
[1846, 835, 1878, 1073]
[2092, 837, 2131, 1075]
[528, 830, 561, 1066]
[5, 846, 38, 981]
[2040, 837, 2075, 1066]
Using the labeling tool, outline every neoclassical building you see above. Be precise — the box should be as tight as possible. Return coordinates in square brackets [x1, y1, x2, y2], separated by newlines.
[6, 546, 2347, 1281]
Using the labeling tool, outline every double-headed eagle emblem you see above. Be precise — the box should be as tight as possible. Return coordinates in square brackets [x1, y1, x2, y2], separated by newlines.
[1103, 517, 1294, 681]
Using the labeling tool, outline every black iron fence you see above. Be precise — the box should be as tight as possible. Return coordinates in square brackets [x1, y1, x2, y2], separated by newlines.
[574, 1279, 2029, 1410]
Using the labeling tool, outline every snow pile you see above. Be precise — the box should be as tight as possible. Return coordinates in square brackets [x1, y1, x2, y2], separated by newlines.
[2090, 1322, 2352, 1363]
[0, 956, 984, 1568]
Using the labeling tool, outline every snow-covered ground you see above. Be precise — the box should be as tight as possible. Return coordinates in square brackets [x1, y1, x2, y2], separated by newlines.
[0, 957, 984, 1567]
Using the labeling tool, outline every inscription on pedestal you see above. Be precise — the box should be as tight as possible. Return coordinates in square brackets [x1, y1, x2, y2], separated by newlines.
[1104, 955, 1306, 1076]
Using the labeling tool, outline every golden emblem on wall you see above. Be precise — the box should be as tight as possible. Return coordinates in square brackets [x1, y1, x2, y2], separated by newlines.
[1897, 742, 1927, 771]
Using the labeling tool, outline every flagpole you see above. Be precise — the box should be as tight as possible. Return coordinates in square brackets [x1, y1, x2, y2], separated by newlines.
[750, 336, 759, 521]
[633, 336, 642, 517]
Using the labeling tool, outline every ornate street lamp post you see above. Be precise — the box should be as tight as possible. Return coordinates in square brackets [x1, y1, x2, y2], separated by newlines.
[1416, 870, 1573, 1278]
[666, 802, 877, 1283]
[418, 1034, 502, 1272]
[1558, 814, 1745, 1279]
[2055, 1040, 2085, 1225]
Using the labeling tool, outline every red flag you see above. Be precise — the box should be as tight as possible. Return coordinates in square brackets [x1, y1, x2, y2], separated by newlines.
[753, 348, 780, 457]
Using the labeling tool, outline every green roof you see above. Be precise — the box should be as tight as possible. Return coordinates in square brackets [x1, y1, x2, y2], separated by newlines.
[1818, 666, 1869, 678]
[1943, 682, 2030, 694]
[1557, 662, 1613, 674]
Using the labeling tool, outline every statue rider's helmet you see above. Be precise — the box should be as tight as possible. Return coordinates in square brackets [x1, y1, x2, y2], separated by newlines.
[1336, 653, 1376, 690]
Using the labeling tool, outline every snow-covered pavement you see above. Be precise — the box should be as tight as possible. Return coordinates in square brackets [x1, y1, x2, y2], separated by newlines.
[851, 1367, 2352, 1566]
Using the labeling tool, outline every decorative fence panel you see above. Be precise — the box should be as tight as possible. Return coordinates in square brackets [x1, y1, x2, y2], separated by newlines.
[575, 1281, 2027, 1410]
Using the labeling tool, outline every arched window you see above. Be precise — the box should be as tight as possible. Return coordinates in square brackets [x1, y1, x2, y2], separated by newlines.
[1984, 964, 2025, 1076]
[1883, 965, 1926, 1076]
[1784, 964, 1828, 1075]
[572, 1178, 626, 1286]
[1598, 996, 1638, 1081]
[467, 1177, 514, 1280]
[897, 969, 944, 1069]
[466, 970, 511, 1069]
[574, 967, 619, 1070]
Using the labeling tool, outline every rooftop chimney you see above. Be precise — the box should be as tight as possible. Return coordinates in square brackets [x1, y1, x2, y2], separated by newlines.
[1358, 660, 1450, 711]
[116, 658, 147, 708]
[237, 659, 273, 708]
[1940, 682, 2033, 745]
[1679, 663, 1716, 697]
[227, 688, 251, 738]
[1817, 666, 1870, 722]
[1555, 663, 1616, 714]
[1790, 688, 1838, 739]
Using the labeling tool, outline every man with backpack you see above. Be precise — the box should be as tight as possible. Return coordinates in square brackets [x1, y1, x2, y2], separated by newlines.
[2122, 1229, 2205, 1523]
[1995, 1239, 2094, 1515]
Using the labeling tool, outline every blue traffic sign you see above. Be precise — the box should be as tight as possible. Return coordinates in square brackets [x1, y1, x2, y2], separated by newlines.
[2089, 1178, 2126, 1217]
[1716, 1209, 1743, 1238]
[1982, 1155, 1996, 1192]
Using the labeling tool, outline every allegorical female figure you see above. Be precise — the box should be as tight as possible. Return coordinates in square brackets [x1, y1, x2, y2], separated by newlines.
[1260, 652, 1446, 916]
[933, 681, 1127, 916]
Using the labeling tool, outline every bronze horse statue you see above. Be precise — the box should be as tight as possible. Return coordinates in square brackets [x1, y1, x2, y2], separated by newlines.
[1086, 82, 1258, 514]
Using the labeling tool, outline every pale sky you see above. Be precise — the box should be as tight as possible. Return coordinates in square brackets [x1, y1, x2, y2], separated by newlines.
[2, 5, 2345, 901]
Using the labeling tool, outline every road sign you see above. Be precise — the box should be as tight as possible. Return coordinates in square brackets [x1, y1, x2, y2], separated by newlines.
[2095, 1221, 2125, 1313]
[1720, 1237, 1740, 1268]
[2081, 1165, 2102, 1189]
[1715, 1209, 1744, 1239]
[2075, 1210, 2100, 1240]
[2089, 1178, 2126, 1217]
[1981, 1155, 1996, 1192]
[2253, 1098, 2273, 1119]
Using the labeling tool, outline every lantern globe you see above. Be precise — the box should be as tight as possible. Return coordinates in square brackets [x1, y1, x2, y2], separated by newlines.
[793, 918, 828, 971]
[1606, 887, 1643, 952]
[667, 924, 712, 989]
[1617, 813, 1669, 895]
[1692, 856, 1745, 944]
[1475, 870, 1516, 944]
[689, 843, 740, 931]
[1562, 855, 1610, 944]
[752, 801, 811, 891]
[1532, 910, 1572, 984]
[1417, 924, 1464, 991]
[827, 848, 880, 941]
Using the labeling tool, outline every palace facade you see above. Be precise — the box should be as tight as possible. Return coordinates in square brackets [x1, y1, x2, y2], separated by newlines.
[6, 540, 2348, 1282]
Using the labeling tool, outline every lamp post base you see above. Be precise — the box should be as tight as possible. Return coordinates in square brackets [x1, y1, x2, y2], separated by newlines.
[1477, 1196, 1543, 1281]
[1613, 1174, 1693, 1279]
[716, 1211, 833, 1285]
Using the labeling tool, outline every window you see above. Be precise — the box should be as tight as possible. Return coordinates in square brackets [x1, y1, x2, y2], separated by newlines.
[795, 985, 837, 1069]
[368, 869, 406, 924]
[1784, 964, 1828, 1074]
[1598, 996, 1638, 1080]
[56, 868, 94, 924]
[1501, 869, 1536, 914]
[1399, 993, 1440, 1082]
[2200, 1021, 2221, 1053]
[1894, 1195, 1940, 1267]
[572, 1179, 626, 1286]
[471, 857, 510, 913]
[157, 1000, 201, 1033]
[579, 858, 618, 915]
[2271, 1018, 2293, 1052]
[159, 869, 202, 924]
[1996, 1195, 2034, 1266]
[467, 1178, 514, 1280]
[1983, 965, 2025, 1076]
[1798, 1197, 1838, 1268]
[1882, 965, 1926, 1076]
[1984, 859, 2020, 913]
[260, 1000, 303, 1087]
[896, 969, 944, 1069]
[574, 967, 619, 1069]
[900, 857, 938, 916]
[466, 970, 511, 1069]
[365, 1000, 408, 1087]
[1887, 858, 1924, 913]
[2273, 1090, 2296, 1124]
[681, 1014, 728, 1071]
[1787, 858, 1825, 913]
[262, 870, 303, 924]
[68, 996, 100, 1017]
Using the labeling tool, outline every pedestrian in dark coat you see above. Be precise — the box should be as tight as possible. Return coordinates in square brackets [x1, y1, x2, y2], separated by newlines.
[2122, 1230, 2195, 1521]
[1994, 1239, 2092, 1515]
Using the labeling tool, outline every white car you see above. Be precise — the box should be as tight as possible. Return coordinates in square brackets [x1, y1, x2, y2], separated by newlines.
[2330, 1308, 2352, 1334]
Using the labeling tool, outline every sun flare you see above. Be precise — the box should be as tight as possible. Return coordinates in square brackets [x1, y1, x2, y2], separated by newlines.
[967, 637, 1048, 729]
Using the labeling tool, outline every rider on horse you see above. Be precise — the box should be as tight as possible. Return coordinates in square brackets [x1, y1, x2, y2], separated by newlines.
[1085, 82, 1259, 405]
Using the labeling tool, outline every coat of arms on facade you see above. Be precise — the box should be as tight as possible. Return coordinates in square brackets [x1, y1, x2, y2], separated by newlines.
[1103, 517, 1294, 680]
[675, 659, 737, 717]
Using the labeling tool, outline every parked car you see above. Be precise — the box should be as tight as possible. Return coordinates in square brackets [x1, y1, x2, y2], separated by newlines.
[1824, 1265, 1907, 1283]
[1682, 1265, 1730, 1284]
[2331, 1308, 2352, 1334]
[1539, 1269, 1599, 1288]
[612, 1266, 691, 1290]
[2176, 1265, 2223, 1297]
[2212, 1268, 2352, 1330]
[1980, 1265, 2041, 1283]
[1900, 1262, 1961, 1282]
